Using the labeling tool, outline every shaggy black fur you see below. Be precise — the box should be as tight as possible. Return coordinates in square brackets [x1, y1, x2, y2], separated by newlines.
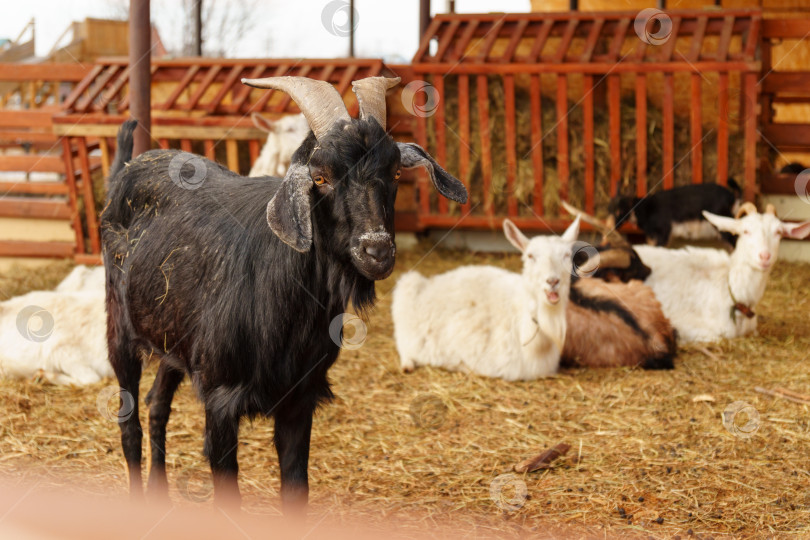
[609, 180, 741, 246]
[101, 118, 465, 510]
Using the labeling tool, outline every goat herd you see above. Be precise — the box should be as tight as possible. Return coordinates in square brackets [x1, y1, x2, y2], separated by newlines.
[1, 76, 809, 513]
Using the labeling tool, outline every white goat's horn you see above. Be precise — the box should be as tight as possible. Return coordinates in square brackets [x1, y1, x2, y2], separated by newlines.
[352, 76, 401, 131]
[765, 203, 776, 216]
[735, 201, 758, 219]
[241, 76, 350, 140]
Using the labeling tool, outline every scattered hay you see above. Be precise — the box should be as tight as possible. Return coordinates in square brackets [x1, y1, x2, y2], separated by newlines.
[0, 249, 809, 537]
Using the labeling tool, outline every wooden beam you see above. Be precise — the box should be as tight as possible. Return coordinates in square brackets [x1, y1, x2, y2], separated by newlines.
[129, 0, 152, 156]
[0, 198, 71, 220]
[0, 240, 75, 259]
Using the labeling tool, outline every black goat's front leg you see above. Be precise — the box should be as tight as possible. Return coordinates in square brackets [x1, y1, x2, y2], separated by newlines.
[145, 363, 184, 498]
[204, 406, 241, 508]
[274, 407, 313, 514]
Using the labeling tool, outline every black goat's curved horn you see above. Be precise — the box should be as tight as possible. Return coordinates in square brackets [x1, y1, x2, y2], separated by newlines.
[352, 76, 401, 130]
[241, 76, 350, 140]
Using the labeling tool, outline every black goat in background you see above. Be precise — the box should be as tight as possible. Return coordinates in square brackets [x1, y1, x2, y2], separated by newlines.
[101, 76, 467, 511]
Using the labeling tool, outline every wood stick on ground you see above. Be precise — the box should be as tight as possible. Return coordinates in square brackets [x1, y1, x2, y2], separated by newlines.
[514, 443, 571, 473]
[754, 386, 810, 405]
[773, 387, 810, 402]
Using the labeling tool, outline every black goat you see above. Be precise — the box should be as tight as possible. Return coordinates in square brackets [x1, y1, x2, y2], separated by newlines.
[608, 180, 741, 246]
[101, 76, 467, 511]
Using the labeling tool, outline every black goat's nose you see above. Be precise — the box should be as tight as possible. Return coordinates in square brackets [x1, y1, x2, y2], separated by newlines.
[364, 244, 391, 262]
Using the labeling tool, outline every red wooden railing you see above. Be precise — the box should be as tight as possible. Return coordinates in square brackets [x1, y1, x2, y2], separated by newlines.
[409, 10, 762, 232]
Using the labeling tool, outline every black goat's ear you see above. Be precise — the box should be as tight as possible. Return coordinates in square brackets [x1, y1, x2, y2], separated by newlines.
[266, 163, 312, 252]
[397, 142, 468, 204]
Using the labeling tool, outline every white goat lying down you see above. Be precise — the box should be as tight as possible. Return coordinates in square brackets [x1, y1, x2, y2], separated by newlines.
[635, 203, 810, 343]
[392, 218, 580, 381]
[0, 265, 110, 385]
[248, 113, 310, 177]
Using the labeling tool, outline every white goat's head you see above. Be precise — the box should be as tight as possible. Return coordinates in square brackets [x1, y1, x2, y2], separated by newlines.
[249, 113, 311, 177]
[503, 217, 581, 306]
[703, 203, 810, 271]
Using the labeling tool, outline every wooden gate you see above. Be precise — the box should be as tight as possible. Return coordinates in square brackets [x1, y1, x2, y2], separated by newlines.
[410, 10, 761, 231]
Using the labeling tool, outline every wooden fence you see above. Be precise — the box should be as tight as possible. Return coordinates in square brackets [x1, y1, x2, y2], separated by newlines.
[409, 10, 761, 231]
[0, 62, 92, 259]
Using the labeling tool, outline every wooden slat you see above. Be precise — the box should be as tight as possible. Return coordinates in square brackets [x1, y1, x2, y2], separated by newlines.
[334, 64, 358, 96]
[477, 75, 493, 217]
[608, 74, 621, 198]
[62, 64, 105, 111]
[744, 16, 761, 59]
[435, 20, 462, 62]
[500, 19, 529, 63]
[61, 138, 85, 254]
[160, 65, 200, 110]
[77, 138, 101, 253]
[529, 74, 544, 216]
[0, 240, 74, 258]
[526, 19, 554, 63]
[716, 16, 735, 61]
[475, 19, 505, 63]
[118, 64, 158, 111]
[662, 74, 675, 190]
[0, 131, 59, 144]
[504, 75, 518, 217]
[717, 73, 729, 185]
[556, 74, 569, 203]
[688, 16, 709, 62]
[659, 17, 681, 61]
[248, 139, 260, 166]
[226, 139, 239, 173]
[0, 182, 68, 195]
[580, 19, 605, 63]
[411, 61, 761, 74]
[204, 140, 216, 161]
[449, 20, 480, 62]
[552, 20, 578, 63]
[414, 17, 445, 62]
[635, 74, 647, 197]
[690, 73, 703, 184]
[158, 139, 170, 150]
[760, 18, 809, 39]
[415, 110, 431, 217]
[0, 198, 71, 220]
[75, 65, 120, 113]
[97, 65, 131, 111]
[0, 155, 65, 174]
[230, 64, 267, 112]
[433, 75, 448, 215]
[184, 65, 222, 111]
[205, 64, 245, 113]
[761, 124, 810, 149]
[761, 71, 810, 94]
[180, 139, 192, 153]
[0, 63, 90, 82]
[99, 138, 111, 178]
[743, 72, 757, 201]
[607, 18, 631, 60]
[458, 75, 471, 214]
[583, 75, 595, 214]
[0, 110, 56, 129]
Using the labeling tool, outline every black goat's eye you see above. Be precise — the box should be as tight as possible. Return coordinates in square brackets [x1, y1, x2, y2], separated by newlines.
[313, 175, 327, 186]
[394, 169, 402, 180]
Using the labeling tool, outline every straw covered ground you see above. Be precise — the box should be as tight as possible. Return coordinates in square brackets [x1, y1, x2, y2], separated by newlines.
[0, 247, 809, 539]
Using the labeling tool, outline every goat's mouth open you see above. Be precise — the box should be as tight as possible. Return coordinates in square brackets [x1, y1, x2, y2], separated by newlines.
[545, 290, 560, 304]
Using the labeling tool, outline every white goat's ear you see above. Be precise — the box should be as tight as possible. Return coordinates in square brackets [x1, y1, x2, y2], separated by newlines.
[780, 220, 810, 239]
[703, 211, 743, 235]
[503, 219, 529, 252]
[561, 215, 581, 242]
[251, 113, 276, 133]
